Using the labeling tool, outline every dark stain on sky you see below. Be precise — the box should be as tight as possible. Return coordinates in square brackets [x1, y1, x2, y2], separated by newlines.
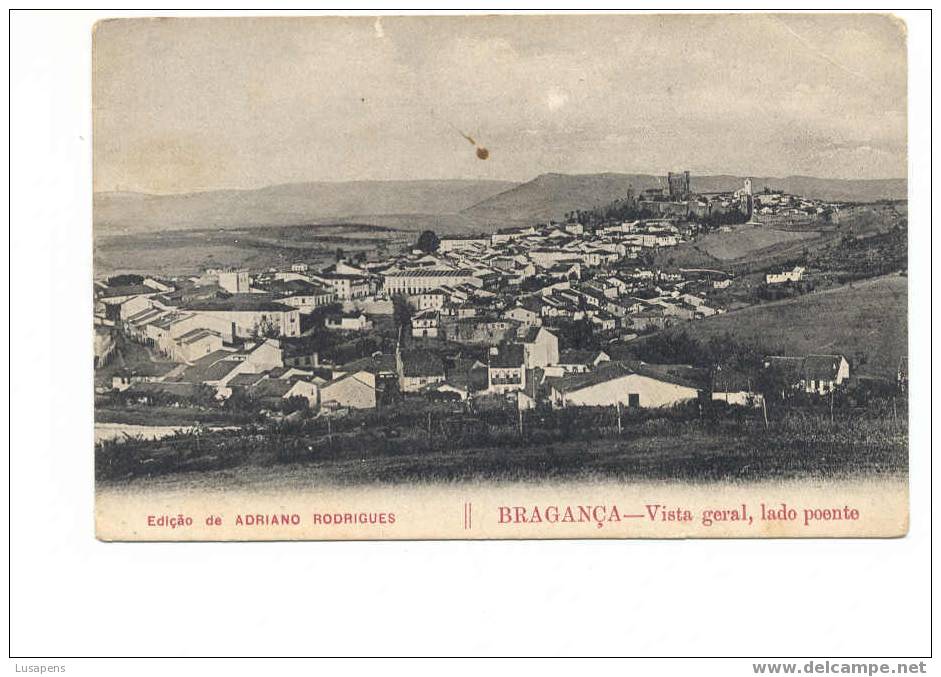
[432, 109, 490, 161]
[458, 129, 489, 160]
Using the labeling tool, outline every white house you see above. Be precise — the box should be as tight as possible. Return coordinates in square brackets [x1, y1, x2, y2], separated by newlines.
[182, 295, 301, 338]
[552, 350, 611, 374]
[172, 339, 284, 398]
[409, 290, 447, 311]
[313, 272, 372, 301]
[249, 378, 320, 408]
[262, 278, 336, 313]
[175, 328, 224, 364]
[438, 236, 490, 252]
[488, 343, 527, 394]
[764, 354, 850, 394]
[503, 305, 542, 327]
[518, 326, 559, 369]
[396, 349, 446, 393]
[549, 361, 703, 409]
[325, 312, 373, 332]
[382, 270, 482, 295]
[145, 312, 231, 359]
[217, 270, 250, 293]
[765, 266, 805, 285]
[410, 309, 439, 338]
[319, 371, 377, 410]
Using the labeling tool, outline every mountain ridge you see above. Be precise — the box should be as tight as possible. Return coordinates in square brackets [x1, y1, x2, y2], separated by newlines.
[95, 173, 907, 236]
[462, 172, 908, 224]
[94, 179, 519, 234]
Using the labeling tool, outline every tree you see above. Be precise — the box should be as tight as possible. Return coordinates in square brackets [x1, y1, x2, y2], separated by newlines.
[416, 230, 440, 253]
[392, 294, 412, 341]
[756, 361, 791, 406]
[254, 316, 280, 339]
[557, 319, 599, 351]
[224, 388, 255, 412]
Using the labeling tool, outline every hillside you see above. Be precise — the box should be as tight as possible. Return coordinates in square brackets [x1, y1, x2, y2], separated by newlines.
[94, 179, 518, 234]
[464, 173, 908, 225]
[667, 275, 908, 380]
[462, 173, 663, 223]
[95, 174, 906, 237]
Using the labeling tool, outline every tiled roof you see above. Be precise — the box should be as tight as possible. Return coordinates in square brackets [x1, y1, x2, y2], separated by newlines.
[383, 269, 477, 278]
[550, 361, 706, 393]
[124, 382, 205, 398]
[228, 372, 268, 388]
[249, 379, 294, 399]
[262, 279, 333, 297]
[177, 328, 221, 344]
[338, 354, 397, 375]
[183, 294, 295, 313]
[97, 284, 155, 299]
[559, 350, 606, 365]
[801, 355, 845, 381]
[400, 350, 445, 377]
[489, 343, 525, 368]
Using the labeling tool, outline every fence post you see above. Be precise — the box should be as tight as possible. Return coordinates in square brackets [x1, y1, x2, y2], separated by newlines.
[617, 401, 622, 435]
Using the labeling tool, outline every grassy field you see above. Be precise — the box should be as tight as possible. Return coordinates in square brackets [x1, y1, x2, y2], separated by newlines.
[655, 224, 831, 272]
[96, 399, 906, 490]
[94, 223, 414, 276]
[96, 405, 255, 427]
[696, 225, 820, 260]
[655, 204, 906, 274]
[670, 274, 907, 379]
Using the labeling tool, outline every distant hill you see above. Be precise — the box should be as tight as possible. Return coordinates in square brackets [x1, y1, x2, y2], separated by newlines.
[463, 173, 908, 225]
[96, 173, 907, 237]
[94, 179, 518, 234]
[461, 173, 664, 224]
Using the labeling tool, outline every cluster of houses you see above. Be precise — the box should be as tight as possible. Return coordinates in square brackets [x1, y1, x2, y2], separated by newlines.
[93, 173, 862, 416]
[95, 214, 735, 368]
[749, 190, 836, 227]
[379, 218, 733, 341]
[106, 337, 854, 414]
[96, 264, 854, 413]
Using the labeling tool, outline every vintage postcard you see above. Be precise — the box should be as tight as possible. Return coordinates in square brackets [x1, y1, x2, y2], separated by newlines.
[93, 14, 909, 540]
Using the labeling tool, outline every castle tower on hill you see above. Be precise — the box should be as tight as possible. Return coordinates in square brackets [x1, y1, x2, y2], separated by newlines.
[667, 171, 691, 200]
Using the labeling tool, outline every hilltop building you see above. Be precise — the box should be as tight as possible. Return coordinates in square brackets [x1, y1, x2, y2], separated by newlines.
[667, 171, 691, 200]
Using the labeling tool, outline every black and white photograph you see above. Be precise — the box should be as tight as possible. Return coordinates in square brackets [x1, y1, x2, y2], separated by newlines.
[8, 6, 934, 664]
[87, 14, 912, 540]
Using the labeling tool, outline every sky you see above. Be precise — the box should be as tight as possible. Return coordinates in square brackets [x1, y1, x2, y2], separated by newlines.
[93, 13, 908, 194]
